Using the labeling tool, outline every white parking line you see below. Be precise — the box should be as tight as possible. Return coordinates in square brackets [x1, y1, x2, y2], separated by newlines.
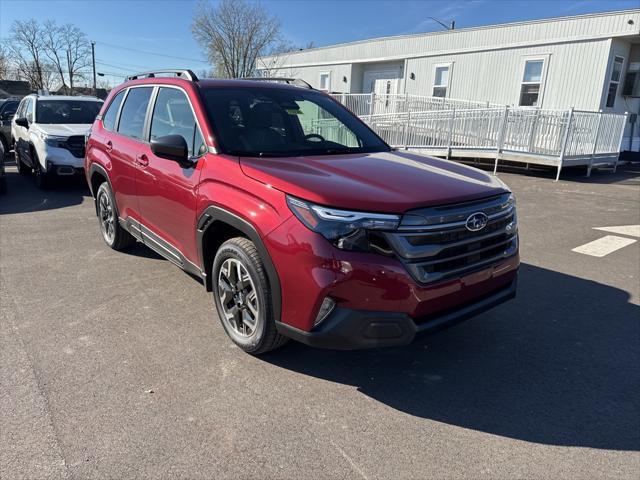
[593, 225, 640, 238]
[572, 235, 637, 257]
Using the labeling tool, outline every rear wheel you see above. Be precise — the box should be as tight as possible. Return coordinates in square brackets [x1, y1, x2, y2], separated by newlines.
[96, 182, 136, 251]
[212, 237, 287, 354]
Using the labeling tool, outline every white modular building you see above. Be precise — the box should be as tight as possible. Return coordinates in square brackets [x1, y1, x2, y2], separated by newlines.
[258, 9, 640, 151]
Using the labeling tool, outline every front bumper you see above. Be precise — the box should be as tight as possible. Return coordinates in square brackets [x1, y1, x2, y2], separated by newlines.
[276, 277, 517, 349]
[45, 162, 84, 176]
[38, 144, 85, 169]
[266, 215, 519, 340]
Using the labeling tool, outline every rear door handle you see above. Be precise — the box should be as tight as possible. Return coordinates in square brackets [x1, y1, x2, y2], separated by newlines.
[105, 140, 113, 153]
[136, 154, 149, 167]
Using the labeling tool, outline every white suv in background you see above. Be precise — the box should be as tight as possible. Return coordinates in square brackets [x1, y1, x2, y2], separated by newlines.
[12, 95, 103, 188]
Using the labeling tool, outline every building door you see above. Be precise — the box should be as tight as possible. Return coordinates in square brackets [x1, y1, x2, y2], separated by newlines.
[363, 69, 401, 114]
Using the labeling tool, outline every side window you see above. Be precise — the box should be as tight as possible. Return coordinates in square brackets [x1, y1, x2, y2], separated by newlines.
[25, 99, 35, 123]
[606, 56, 624, 108]
[102, 90, 126, 131]
[150, 87, 205, 157]
[519, 60, 544, 107]
[319, 72, 331, 91]
[433, 65, 450, 98]
[15, 100, 26, 118]
[117, 87, 152, 140]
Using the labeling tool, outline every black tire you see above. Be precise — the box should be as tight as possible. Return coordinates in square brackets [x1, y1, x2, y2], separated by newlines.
[0, 135, 8, 159]
[212, 237, 288, 354]
[15, 148, 31, 175]
[0, 176, 6, 195]
[96, 182, 136, 251]
[32, 151, 50, 189]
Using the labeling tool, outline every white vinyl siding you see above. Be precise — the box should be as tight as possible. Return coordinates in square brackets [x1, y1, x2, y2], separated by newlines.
[404, 40, 611, 110]
[258, 10, 639, 111]
[260, 10, 640, 68]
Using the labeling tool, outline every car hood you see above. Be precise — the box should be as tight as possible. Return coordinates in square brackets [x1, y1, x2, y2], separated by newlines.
[35, 124, 92, 137]
[239, 150, 509, 213]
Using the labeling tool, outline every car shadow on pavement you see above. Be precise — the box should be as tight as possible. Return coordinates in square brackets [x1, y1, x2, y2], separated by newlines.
[0, 164, 90, 214]
[262, 263, 640, 451]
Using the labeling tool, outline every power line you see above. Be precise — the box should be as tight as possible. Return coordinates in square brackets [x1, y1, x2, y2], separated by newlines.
[96, 59, 160, 72]
[95, 41, 209, 64]
[95, 61, 139, 73]
[3, 67, 127, 79]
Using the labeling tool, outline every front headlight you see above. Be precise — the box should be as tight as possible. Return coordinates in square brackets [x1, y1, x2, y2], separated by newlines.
[39, 132, 68, 147]
[505, 193, 517, 234]
[286, 195, 400, 251]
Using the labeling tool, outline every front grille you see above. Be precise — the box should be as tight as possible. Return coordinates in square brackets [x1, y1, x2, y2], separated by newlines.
[61, 135, 85, 158]
[384, 193, 518, 284]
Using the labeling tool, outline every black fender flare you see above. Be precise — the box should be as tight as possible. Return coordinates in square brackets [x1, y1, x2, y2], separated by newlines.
[197, 206, 282, 323]
[88, 163, 112, 196]
[88, 163, 118, 217]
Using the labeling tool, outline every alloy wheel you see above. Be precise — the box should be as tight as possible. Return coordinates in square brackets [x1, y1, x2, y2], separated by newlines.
[98, 191, 115, 244]
[217, 258, 260, 337]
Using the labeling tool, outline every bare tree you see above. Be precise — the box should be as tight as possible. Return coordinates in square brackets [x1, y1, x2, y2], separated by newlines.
[43, 21, 91, 93]
[192, 0, 282, 78]
[43, 20, 68, 92]
[60, 24, 91, 90]
[0, 43, 9, 79]
[7, 19, 47, 89]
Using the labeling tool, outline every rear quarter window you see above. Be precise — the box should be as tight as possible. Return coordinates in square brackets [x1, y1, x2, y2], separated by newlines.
[102, 90, 126, 131]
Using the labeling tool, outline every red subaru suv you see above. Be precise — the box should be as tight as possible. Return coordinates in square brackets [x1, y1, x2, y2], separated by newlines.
[85, 70, 519, 354]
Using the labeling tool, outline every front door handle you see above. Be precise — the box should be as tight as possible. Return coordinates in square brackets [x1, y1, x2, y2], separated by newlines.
[136, 154, 149, 167]
[105, 140, 113, 153]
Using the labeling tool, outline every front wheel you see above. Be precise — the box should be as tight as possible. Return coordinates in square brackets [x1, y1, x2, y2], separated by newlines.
[15, 148, 31, 175]
[32, 152, 50, 189]
[212, 237, 287, 354]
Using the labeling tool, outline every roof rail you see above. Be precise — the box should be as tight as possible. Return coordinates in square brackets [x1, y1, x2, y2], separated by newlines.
[126, 69, 199, 81]
[241, 77, 313, 89]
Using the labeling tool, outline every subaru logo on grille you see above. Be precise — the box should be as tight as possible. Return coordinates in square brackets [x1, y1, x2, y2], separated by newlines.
[465, 212, 488, 232]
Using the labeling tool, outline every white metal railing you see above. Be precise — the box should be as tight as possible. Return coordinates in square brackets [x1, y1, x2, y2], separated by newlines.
[331, 93, 502, 117]
[363, 107, 626, 157]
[329, 94, 628, 179]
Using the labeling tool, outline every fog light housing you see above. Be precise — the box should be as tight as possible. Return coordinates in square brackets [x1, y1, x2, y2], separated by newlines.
[314, 297, 336, 328]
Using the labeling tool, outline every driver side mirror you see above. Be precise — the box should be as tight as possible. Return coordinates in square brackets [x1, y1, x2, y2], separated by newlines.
[15, 117, 29, 128]
[150, 134, 190, 165]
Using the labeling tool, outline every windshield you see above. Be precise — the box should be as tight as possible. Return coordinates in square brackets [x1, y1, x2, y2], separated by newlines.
[36, 100, 102, 124]
[201, 87, 390, 157]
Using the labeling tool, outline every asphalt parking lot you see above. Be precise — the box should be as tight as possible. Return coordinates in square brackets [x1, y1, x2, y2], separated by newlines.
[1, 160, 639, 479]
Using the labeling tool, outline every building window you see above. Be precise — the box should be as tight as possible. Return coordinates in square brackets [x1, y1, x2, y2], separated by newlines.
[319, 72, 331, 91]
[433, 65, 449, 97]
[606, 56, 624, 108]
[519, 60, 544, 106]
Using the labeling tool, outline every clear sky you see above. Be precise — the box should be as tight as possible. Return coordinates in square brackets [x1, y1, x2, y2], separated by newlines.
[1, 0, 638, 86]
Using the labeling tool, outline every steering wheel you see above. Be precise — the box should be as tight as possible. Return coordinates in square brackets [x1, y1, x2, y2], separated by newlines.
[304, 133, 326, 143]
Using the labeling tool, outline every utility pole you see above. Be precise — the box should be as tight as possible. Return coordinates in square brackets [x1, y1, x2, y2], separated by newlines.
[91, 41, 97, 95]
